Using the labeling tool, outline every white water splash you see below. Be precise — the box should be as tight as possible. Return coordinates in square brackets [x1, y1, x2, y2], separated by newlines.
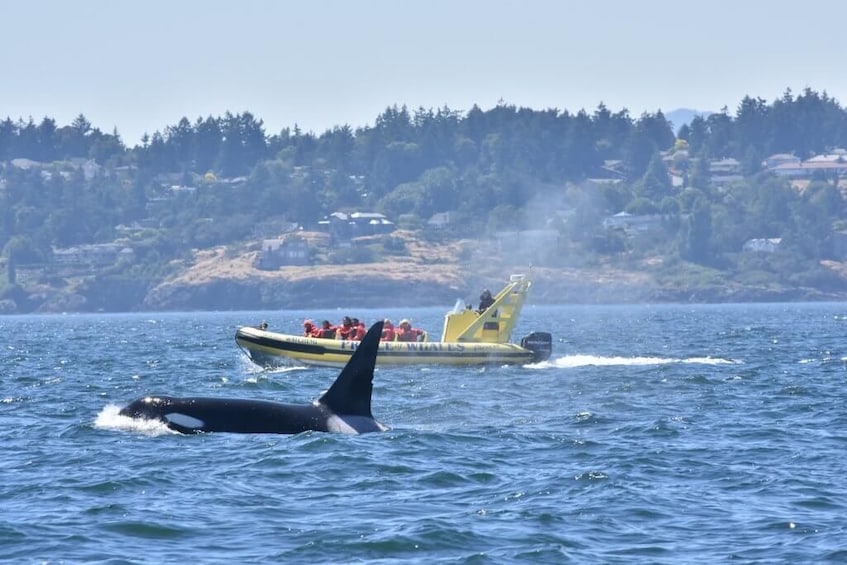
[94, 404, 177, 436]
[236, 352, 310, 379]
[527, 354, 741, 369]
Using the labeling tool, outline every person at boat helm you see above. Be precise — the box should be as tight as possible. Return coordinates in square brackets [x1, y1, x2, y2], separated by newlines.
[396, 319, 426, 342]
[303, 319, 316, 337]
[478, 289, 495, 313]
[381, 319, 396, 341]
[315, 320, 337, 339]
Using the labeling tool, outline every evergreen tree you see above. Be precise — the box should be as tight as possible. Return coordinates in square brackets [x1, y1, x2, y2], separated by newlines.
[680, 196, 712, 264]
[637, 152, 673, 202]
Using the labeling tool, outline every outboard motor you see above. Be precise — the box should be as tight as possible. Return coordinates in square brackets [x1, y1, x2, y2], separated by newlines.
[520, 332, 553, 363]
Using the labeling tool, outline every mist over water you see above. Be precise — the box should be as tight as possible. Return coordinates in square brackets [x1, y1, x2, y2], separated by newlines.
[4, 303, 847, 562]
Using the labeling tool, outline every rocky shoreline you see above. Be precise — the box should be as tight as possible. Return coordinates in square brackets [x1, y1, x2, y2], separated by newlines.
[5, 268, 843, 316]
[138, 271, 847, 312]
[4, 239, 847, 314]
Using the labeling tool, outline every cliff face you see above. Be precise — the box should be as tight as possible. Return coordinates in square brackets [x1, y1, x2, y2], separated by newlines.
[140, 243, 473, 310]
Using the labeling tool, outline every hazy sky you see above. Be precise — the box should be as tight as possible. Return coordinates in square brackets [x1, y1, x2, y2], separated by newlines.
[3, 0, 845, 147]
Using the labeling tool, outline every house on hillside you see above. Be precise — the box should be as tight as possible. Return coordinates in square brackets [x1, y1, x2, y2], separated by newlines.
[709, 158, 743, 186]
[427, 212, 452, 230]
[767, 150, 847, 180]
[257, 236, 311, 269]
[762, 153, 800, 170]
[602, 211, 664, 236]
[68, 158, 101, 180]
[807, 149, 847, 163]
[52, 243, 135, 268]
[771, 160, 847, 179]
[319, 211, 395, 242]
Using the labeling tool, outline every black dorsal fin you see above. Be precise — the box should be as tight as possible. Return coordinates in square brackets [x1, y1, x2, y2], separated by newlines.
[318, 321, 383, 417]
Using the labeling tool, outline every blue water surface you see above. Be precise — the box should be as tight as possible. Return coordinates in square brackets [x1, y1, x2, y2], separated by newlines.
[3, 303, 847, 563]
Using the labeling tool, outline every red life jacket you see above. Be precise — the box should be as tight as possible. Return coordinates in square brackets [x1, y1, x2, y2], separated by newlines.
[338, 323, 353, 340]
[381, 325, 395, 341]
[350, 324, 367, 340]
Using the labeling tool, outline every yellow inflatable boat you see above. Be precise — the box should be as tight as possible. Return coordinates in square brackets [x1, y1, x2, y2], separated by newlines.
[234, 274, 552, 368]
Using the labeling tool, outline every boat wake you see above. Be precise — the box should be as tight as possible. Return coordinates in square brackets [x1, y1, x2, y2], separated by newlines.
[528, 354, 741, 369]
[94, 404, 177, 436]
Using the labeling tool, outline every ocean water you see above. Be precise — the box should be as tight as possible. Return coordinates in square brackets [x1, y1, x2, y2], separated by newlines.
[3, 303, 847, 563]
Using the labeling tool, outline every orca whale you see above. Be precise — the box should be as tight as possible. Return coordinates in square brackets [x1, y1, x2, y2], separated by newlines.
[119, 321, 387, 434]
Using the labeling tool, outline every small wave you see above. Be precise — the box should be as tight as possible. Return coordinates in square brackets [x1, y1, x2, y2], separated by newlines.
[94, 405, 176, 436]
[266, 365, 309, 374]
[241, 367, 302, 384]
[240, 365, 311, 384]
[682, 357, 739, 365]
[528, 354, 741, 369]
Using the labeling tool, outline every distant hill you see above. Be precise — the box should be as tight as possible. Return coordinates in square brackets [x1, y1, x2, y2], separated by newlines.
[665, 108, 713, 134]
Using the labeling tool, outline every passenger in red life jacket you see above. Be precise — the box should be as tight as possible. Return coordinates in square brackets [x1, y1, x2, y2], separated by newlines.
[396, 319, 426, 342]
[303, 319, 317, 337]
[381, 319, 396, 341]
[337, 316, 354, 340]
[349, 318, 367, 341]
[315, 320, 337, 339]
